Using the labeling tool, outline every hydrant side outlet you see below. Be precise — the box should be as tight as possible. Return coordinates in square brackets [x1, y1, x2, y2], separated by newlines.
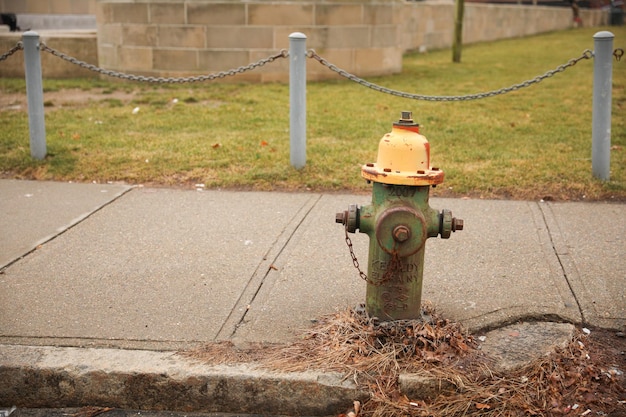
[337, 112, 463, 321]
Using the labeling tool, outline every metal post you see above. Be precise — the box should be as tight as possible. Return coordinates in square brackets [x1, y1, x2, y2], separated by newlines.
[22, 31, 47, 160]
[289, 32, 306, 170]
[591, 31, 613, 181]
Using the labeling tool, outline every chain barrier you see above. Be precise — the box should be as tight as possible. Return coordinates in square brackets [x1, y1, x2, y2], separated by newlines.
[0, 41, 23, 62]
[615, 48, 624, 62]
[38, 42, 288, 83]
[308, 48, 596, 101]
[344, 227, 401, 287]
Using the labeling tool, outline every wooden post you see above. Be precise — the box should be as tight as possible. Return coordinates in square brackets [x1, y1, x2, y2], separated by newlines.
[452, 0, 464, 63]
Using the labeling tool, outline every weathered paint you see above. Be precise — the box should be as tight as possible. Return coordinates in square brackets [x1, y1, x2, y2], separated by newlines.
[360, 117, 444, 186]
[337, 113, 462, 321]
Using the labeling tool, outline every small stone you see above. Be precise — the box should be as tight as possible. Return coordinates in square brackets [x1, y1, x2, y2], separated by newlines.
[479, 322, 575, 373]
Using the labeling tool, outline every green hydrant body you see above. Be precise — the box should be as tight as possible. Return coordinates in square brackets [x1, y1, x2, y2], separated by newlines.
[336, 112, 463, 321]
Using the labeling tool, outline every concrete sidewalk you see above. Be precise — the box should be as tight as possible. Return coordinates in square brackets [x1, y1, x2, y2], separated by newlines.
[0, 179, 624, 414]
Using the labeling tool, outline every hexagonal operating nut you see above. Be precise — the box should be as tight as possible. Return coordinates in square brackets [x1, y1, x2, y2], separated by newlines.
[335, 205, 359, 233]
[393, 225, 411, 242]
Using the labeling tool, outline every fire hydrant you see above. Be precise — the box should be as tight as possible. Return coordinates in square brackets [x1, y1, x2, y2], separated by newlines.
[336, 111, 463, 321]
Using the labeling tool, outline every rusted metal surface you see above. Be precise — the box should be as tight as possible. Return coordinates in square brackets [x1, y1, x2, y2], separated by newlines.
[337, 112, 463, 321]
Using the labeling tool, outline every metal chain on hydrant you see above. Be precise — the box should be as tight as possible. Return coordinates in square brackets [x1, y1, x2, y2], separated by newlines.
[308, 49, 595, 101]
[344, 228, 400, 287]
[39, 42, 289, 83]
[0, 42, 23, 62]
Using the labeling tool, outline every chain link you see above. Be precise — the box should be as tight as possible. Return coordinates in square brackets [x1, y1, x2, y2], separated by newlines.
[0, 41, 23, 62]
[344, 227, 401, 287]
[308, 49, 594, 101]
[39, 42, 288, 83]
[344, 228, 369, 282]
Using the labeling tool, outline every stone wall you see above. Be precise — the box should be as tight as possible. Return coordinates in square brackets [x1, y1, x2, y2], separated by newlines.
[0, 0, 607, 80]
[0, 0, 97, 14]
[0, 31, 98, 78]
[96, 0, 405, 82]
[95, 0, 605, 82]
[401, 2, 606, 53]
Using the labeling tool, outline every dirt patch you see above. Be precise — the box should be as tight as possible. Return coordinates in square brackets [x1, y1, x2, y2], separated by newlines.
[0, 88, 139, 112]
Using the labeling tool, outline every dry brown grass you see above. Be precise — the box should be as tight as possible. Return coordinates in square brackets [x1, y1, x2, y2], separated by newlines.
[180, 306, 625, 417]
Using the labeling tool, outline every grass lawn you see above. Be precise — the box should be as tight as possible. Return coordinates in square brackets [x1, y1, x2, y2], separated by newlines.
[0, 26, 625, 201]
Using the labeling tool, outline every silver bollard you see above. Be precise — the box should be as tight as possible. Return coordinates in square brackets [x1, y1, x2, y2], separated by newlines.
[289, 32, 307, 170]
[591, 31, 614, 181]
[22, 31, 47, 160]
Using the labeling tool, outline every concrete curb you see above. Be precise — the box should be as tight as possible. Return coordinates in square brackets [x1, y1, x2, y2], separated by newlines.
[0, 345, 368, 416]
[0, 322, 578, 415]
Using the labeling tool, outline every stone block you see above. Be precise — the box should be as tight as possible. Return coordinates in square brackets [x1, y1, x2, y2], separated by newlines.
[187, 3, 245, 26]
[122, 24, 157, 47]
[354, 47, 402, 76]
[158, 25, 205, 48]
[0, 35, 24, 77]
[149, 3, 185, 24]
[0, 0, 28, 13]
[49, 0, 73, 14]
[371, 25, 398, 48]
[119, 46, 153, 71]
[97, 2, 114, 24]
[98, 24, 122, 46]
[308, 48, 356, 74]
[315, 4, 363, 26]
[153, 48, 197, 71]
[97, 44, 118, 69]
[249, 49, 289, 73]
[364, 4, 398, 25]
[478, 322, 575, 373]
[273, 27, 315, 49]
[206, 26, 273, 49]
[324, 26, 371, 48]
[22, 0, 47, 13]
[248, 4, 314, 26]
[112, 3, 149, 24]
[198, 50, 249, 72]
[38, 34, 99, 78]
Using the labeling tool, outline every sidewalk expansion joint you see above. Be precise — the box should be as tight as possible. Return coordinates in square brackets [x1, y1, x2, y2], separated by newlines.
[0, 185, 134, 272]
[217, 194, 324, 339]
[537, 202, 586, 323]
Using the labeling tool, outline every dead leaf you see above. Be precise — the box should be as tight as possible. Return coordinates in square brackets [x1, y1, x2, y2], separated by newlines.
[509, 331, 520, 337]
[72, 133, 80, 140]
[212, 143, 221, 149]
[260, 140, 269, 146]
[475, 403, 491, 410]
